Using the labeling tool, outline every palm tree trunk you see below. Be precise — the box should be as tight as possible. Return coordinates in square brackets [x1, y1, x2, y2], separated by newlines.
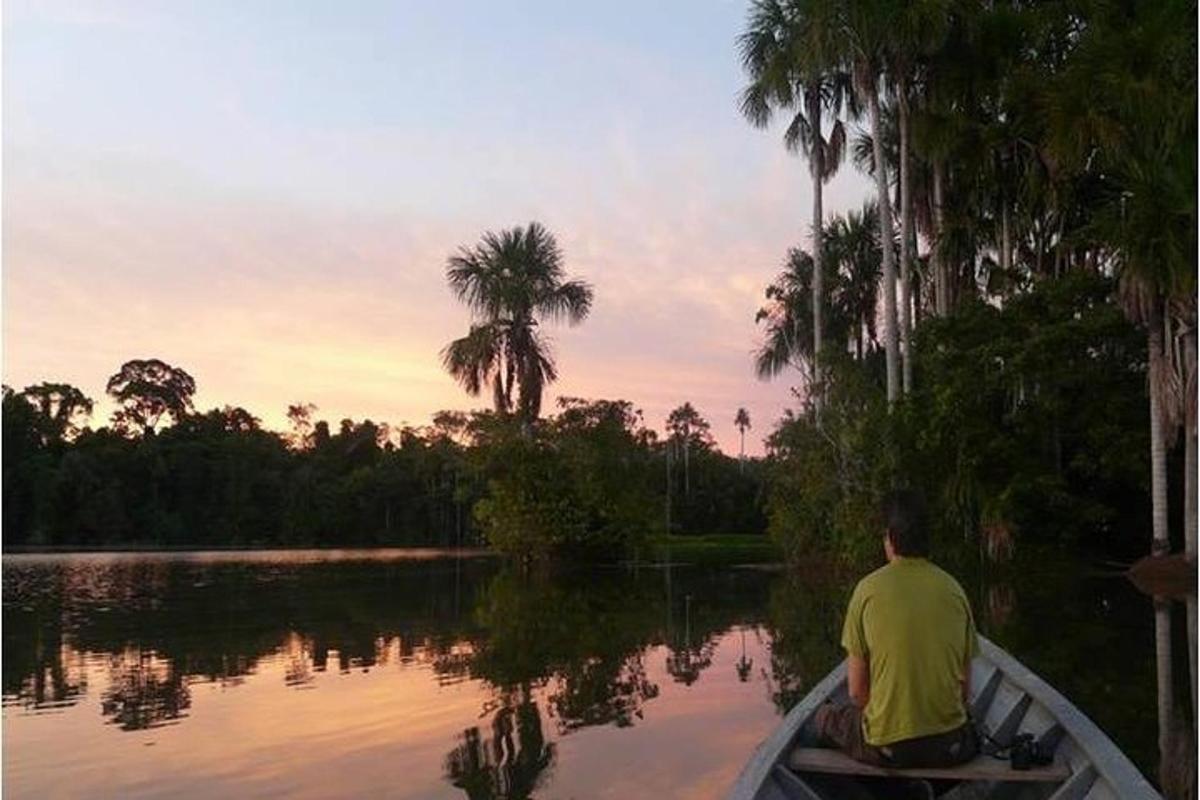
[1155, 596, 1176, 776]
[1149, 314, 1169, 558]
[897, 85, 913, 395]
[933, 160, 947, 316]
[866, 87, 899, 405]
[910, 223, 922, 327]
[493, 372, 507, 414]
[809, 91, 825, 406]
[1183, 316, 1198, 554]
[1147, 305, 1181, 774]
[1184, 323, 1198, 723]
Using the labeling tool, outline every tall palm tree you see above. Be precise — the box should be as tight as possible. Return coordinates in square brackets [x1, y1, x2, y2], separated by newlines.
[441, 223, 593, 425]
[886, 1, 951, 394]
[838, 0, 900, 405]
[740, 0, 853, 402]
[734, 408, 752, 467]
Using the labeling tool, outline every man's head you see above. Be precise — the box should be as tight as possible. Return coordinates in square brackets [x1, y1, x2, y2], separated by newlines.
[882, 489, 929, 560]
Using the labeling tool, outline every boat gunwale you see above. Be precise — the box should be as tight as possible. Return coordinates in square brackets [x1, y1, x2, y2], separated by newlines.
[727, 660, 847, 798]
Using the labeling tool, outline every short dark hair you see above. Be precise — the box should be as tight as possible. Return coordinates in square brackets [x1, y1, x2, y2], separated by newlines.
[882, 489, 929, 557]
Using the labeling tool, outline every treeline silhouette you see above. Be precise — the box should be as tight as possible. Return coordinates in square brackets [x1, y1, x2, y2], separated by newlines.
[2, 361, 765, 551]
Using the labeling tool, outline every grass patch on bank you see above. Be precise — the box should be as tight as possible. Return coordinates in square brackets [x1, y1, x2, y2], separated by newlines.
[642, 534, 782, 565]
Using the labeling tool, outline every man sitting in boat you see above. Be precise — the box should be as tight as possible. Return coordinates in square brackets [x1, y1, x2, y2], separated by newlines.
[813, 489, 979, 768]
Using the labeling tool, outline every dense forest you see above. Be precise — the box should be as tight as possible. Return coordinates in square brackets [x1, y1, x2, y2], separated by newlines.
[1, 361, 763, 554]
[738, 0, 1195, 568]
[736, 1, 1195, 785]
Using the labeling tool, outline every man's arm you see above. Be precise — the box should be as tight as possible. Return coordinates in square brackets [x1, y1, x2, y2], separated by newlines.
[848, 653, 870, 709]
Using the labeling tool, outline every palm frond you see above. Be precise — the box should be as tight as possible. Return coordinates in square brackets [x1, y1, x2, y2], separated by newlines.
[440, 324, 502, 398]
[821, 119, 847, 181]
[537, 279, 594, 325]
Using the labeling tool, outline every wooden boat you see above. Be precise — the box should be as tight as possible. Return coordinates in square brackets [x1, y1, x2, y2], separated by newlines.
[729, 636, 1161, 799]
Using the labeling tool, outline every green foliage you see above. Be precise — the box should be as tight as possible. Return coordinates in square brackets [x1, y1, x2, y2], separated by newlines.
[765, 273, 1150, 566]
[910, 272, 1148, 553]
[764, 351, 892, 565]
[474, 399, 662, 563]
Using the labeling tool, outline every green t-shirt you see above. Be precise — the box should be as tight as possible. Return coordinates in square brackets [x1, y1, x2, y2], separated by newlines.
[840, 557, 979, 746]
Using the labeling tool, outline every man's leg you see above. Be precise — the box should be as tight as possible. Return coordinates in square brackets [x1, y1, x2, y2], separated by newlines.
[811, 703, 885, 765]
[881, 721, 980, 768]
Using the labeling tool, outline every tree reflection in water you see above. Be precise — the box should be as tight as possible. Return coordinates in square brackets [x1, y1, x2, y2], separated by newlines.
[445, 692, 555, 800]
[100, 647, 190, 730]
[2, 618, 89, 712]
[758, 573, 845, 713]
[664, 640, 715, 686]
[735, 628, 754, 683]
[549, 652, 659, 732]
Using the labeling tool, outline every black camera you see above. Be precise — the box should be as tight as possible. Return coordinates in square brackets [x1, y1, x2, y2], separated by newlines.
[1009, 733, 1054, 770]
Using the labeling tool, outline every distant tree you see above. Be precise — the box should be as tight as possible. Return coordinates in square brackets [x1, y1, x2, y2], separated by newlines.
[666, 403, 715, 450]
[312, 420, 332, 449]
[106, 359, 196, 436]
[20, 382, 94, 442]
[666, 403, 715, 497]
[441, 222, 593, 425]
[734, 408, 752, 466]
[2, 385, 48, 541]
[286, 403, 318, 450]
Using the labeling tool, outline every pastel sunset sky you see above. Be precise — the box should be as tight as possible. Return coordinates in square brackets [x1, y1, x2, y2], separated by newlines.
[2, 0, 872, 455]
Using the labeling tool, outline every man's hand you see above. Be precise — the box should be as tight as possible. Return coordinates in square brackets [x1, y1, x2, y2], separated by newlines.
[848, 654, 870, 709]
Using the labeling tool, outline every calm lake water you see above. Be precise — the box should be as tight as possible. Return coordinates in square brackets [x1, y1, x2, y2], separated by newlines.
[2, 549, 1164, 798]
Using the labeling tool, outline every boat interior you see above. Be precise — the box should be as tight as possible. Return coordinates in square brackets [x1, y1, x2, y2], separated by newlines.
[760, 654, 1145, 800]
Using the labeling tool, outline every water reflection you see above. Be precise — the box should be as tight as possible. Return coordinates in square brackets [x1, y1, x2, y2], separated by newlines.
[445, 694, 555, 800]
[3, 553, 785, 799]
[735, 629, 754, 682]
[0, 550, 1165, 799]
[101, 648, 189, 730]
